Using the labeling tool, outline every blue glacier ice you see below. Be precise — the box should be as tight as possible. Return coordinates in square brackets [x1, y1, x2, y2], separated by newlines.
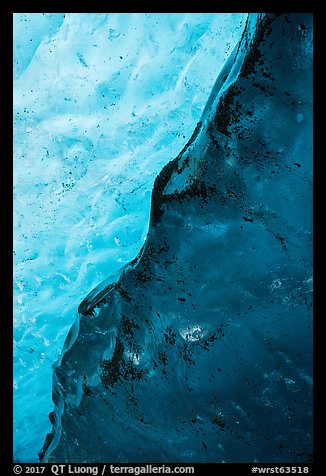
[13, 13, 247, 462]
[38, 13, 312, 463]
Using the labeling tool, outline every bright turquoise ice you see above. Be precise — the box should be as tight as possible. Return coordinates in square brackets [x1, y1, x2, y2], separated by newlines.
[13, 12, 246, 462]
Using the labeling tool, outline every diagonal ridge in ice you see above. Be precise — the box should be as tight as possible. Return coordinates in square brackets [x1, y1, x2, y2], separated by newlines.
[40, 13, 312, 463]
[14, 13, 246, 462]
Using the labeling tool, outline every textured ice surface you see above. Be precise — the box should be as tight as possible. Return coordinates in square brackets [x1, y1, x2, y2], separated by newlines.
[40, 13, 313, 463]
[13, 13, 246, 462]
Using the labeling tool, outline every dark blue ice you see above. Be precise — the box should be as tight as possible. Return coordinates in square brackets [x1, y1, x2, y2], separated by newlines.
[40, 13, 312, 463]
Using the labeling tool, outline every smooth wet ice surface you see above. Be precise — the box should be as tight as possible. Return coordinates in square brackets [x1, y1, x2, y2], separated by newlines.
[13, 13, 246, 462]
[39, 13, 312, 463]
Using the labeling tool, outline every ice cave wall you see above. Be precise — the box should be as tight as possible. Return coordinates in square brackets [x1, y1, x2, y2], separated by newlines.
[40, 13, 313, 463]
[13, 13, 246, 462]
